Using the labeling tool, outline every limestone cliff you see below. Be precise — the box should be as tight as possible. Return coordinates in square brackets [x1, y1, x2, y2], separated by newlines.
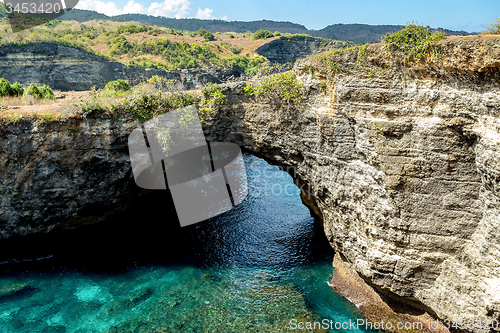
[204, 35, 500, 330]
[0, 35, 499, 329]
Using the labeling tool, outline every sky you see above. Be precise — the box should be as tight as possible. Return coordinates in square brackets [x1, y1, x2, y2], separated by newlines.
[74, 0, 500, 33]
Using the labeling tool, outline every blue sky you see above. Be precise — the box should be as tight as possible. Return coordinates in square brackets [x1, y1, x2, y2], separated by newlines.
[76, 0, 499, 32]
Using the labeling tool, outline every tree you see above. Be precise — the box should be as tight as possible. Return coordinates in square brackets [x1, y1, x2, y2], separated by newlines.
[198, 29, 215, 41]
[252, 30, 273, 40]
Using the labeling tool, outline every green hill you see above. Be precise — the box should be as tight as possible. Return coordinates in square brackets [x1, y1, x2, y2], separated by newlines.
[315, 23, 472, 44]
[59, 10, 474, 45]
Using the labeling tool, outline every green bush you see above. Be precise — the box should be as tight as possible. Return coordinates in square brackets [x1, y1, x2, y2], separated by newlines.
[218, 55, 266, 76]
[383, 22, 445, 63]
[24, 82, 55, 99]
[148, 75, 177, 91]
[243, 83, 255, 96]
[254, 71, 305, 111]
[10, 82, 24, 96]
[0, 79, 24, 97]
[293, 34, 309, 41]
[200, 83, 225, 115]
[484, 18, 500, 34]
[252, 30, 274, 41]
[76, 85, 199, 121]
[230, 46, 243, 54]
[274, 31, 281, 36]
[125, 91, 199, 121]
[40, 84, 55, 99]
[0, 78, 13, 97]
[148, 28, 163, 36]
[117, 24, 149, 35]
[105, 79, 131, 92]
[107, 35, 133, 56]
[24, 83, 41, 98]
[198, 29, 215, 41]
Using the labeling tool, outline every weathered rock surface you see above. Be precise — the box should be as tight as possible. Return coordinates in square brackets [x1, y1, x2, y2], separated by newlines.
[0, 115, 140, 237]
[0, 43, 245, 91]
[255, 36, 347, 64]
[0, 35, 499, 330]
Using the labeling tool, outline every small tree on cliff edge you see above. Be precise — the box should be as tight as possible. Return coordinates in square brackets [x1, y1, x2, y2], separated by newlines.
[483, 18, 500, 34]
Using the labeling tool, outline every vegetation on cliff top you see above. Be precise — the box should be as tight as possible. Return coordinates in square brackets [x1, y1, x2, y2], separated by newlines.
[483, 18, 500, 34]
[75, 76, 207, 121]
[74, 63, 307, 123]
[308, 22, 453, 82]
[0, 17, 324, 75]
[252, 30, 274, 41]
[0, 78, 55, 99]
[245, 65, 306, 112]
[382, 22, 445, 63]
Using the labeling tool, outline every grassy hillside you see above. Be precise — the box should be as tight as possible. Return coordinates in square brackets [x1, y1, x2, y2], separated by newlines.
[0, 19, 295, 74]
[59, 9, 473, 44]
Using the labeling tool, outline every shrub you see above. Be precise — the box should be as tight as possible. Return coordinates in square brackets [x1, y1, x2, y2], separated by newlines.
[198, 29, 215, 41]
[200, 83, 225, 115]
[117, 24, 149, 35]
[218, 55, 267, 76]
[148, 28, 163, 36]
[24, 83, 41, 98]
[0, 78, 13, 97]
[254, 71, 305, 112]
[39, 84, 55, 99]
[274, 31, 281, 36]
[252, 30, 274, 41]
[243, 83, 255, 96]
[10, 82, 24, 96]
[24, 83, 55, 99]
[124, 91, 199, 121]
[76, 85, 199, 120]
[484, 18, 500, 34]
[107, 35, 133, 55]
[293, 34, 309, 41]
[383, 22, 445, 63]
[105, 79, 131, 92]
[230, 46, 243, 54]
[229, 34, 235, 38]
[148, 75, 178, 91]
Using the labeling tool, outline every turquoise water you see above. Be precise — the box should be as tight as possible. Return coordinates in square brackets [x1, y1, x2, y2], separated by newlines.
[0, 154, 371, 333]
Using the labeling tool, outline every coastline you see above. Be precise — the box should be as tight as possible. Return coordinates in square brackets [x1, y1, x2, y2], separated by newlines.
[329, 253, 451, 333]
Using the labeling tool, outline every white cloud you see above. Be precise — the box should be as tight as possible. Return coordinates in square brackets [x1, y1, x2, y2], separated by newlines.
[147, 0, 190, 18]
[76, 0, 128, 16]
[75, 0, 191, 18]
[196, 7, 213, 19]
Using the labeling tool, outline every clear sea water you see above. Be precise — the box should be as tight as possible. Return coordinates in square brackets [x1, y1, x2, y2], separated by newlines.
[0, 154, 372, 333]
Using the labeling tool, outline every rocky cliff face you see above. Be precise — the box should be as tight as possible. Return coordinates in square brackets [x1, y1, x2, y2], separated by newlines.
[0, 115, 140, 237]
[0, 36, 499, 329]
[0, 43, 245, 91]
[206, 35, 500, 329]
[255, 36, 347, 64]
